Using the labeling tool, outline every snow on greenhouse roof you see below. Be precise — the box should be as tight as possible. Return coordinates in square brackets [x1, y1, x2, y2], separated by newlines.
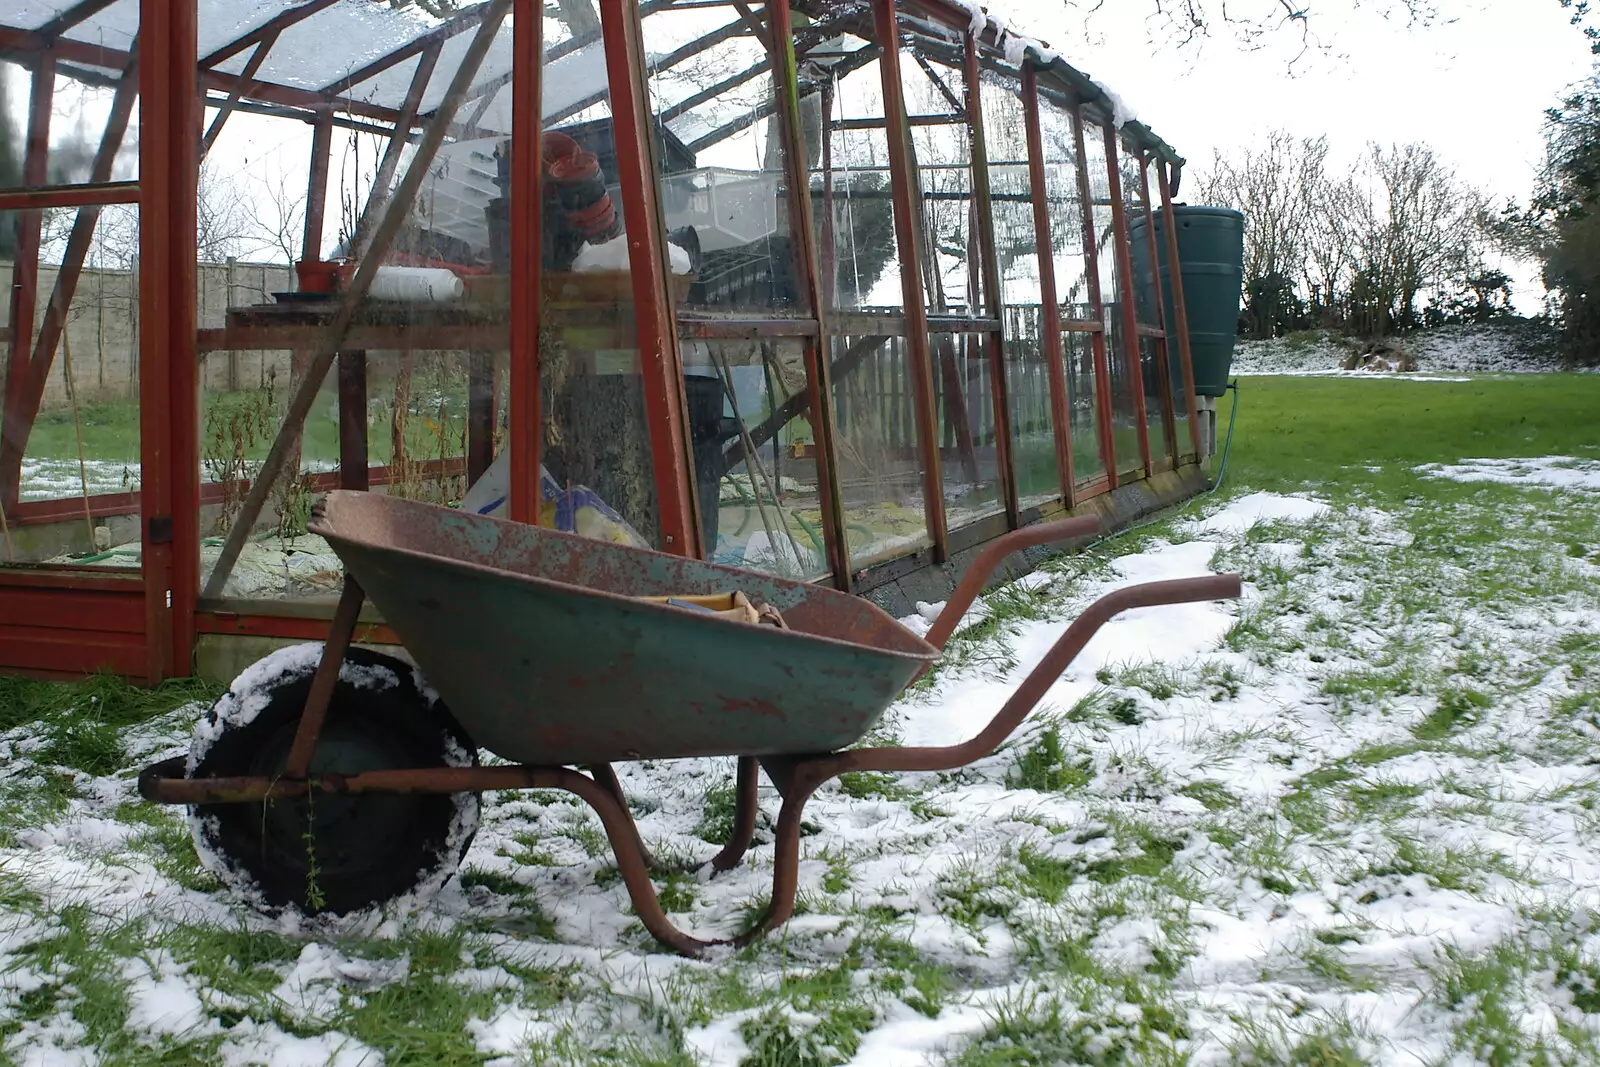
[0, 0, 1180, 162]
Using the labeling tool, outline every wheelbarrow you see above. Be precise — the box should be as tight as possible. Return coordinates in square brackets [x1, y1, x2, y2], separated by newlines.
[139, 490, 1239, 956]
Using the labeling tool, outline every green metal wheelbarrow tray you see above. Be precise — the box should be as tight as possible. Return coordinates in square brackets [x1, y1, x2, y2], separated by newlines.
[139, 490, 1239, 956]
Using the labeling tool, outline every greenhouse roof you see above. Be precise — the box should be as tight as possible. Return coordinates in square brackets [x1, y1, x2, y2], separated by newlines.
[0, 0, 1182, 164]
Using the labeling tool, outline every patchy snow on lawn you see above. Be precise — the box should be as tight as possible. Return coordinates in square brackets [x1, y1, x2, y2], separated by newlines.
[1418, 455, 1600, 493]
[3, 479, 1600, 1064]
[1186, 490, 1331, 534]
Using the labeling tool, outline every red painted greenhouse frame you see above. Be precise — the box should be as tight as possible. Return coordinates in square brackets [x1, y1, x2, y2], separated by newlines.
[0, 0, 1206, 682]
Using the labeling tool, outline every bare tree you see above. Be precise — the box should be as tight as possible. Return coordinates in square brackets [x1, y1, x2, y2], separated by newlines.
[196, 161, 255, 262]
[1348, 142, 1486, 333]
[1195, 131, 1328, 296]
[1304, 167, 1362, 321]
[242, 172, 308, 265]
[1067, 0, 1451, 58]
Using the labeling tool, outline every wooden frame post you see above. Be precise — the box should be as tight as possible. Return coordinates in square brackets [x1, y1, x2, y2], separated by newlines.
[1069, 102, 1117, 487]
[772, 0, 851, 586]
[1136, 153, 1178, 466]
[599, 0, 701, 557]
[963, 32, 1019, 529]
[1102, 122, 1151, 477]
[508, 0, 543, 524]
[1021, 65, 1075, 508]
[873, 0, 946, 561]
[140, 0, 199, 679]
[1157, 159, 1204, 461]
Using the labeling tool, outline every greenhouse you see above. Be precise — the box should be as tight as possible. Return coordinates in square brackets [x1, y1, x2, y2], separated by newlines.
[0, 0, 1208, 682]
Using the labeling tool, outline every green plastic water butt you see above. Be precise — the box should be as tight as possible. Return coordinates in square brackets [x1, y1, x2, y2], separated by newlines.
[1129, 206, 1245, 398]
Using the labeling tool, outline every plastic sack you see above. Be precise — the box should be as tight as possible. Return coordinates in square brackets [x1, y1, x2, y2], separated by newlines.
[459, 452, 649, 548]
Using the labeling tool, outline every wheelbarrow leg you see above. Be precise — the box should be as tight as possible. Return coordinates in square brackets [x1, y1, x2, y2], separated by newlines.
[549, 763, 813, 957]
[586, 763, 662, 872]
[284, 577, 366, 779]
[711, 756, 760, 873]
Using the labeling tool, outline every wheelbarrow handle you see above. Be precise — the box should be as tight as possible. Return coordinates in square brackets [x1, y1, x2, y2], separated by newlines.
[922, 515, 1104, 652]
[816, 573, 1244, 782]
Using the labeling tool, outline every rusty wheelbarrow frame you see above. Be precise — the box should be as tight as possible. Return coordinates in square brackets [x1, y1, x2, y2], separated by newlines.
[139, 514, 1239, 956]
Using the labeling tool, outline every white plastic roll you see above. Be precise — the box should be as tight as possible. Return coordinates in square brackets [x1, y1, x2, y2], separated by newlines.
[367, 265, 464, 302]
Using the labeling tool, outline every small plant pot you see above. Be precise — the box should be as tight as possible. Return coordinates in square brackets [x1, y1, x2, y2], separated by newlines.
[295, 260, 338, 294]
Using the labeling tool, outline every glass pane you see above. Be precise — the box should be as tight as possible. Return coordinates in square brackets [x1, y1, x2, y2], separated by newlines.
[197, 3, 668, 603]
[897, 19, 983, 317]
[813, 45, 905, 311]
[830, 334, 931, 567]
[678, 338, 828, 579]
[1035, 89, 1089, 318]
[1140, 337, 1168, 461]
[935, 332, 1003, 531]
[644, 3, 806, 318]
[1083, 121, 1141, 478]
[1170, 333, 1194, 461]
[1065, 331, 1105, 486]
[1000, 308, 1057, 510]
[0, 57, 140, 192]
[1, 205, 142, 570]
[1123, 145, 1162, 328]
[981, 70, 1060, 511]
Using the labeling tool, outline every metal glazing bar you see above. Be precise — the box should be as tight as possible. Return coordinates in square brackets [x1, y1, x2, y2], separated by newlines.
[302, 110, 333, 261]
[509, 0, 543, 535]
[833, 113, 968, 130]
[0, 181, 140, 210]
[138, 0, 199, 680]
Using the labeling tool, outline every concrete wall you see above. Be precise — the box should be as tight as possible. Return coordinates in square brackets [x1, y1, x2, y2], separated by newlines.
[0, 257, 295, 409]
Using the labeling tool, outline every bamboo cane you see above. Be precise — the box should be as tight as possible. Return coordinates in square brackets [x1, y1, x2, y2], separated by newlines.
[61, 328, 97, 548]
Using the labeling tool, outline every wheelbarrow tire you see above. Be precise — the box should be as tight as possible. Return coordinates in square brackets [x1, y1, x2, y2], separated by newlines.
[186, 643, 480, 918]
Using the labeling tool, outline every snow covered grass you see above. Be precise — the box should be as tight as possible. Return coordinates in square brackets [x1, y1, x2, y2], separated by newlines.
[1233, 323, 1565, 377]
[4, 377, 1600, 1064]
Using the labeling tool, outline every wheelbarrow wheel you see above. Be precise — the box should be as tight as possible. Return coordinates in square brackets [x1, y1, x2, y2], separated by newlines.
[186, 643, 480, 918]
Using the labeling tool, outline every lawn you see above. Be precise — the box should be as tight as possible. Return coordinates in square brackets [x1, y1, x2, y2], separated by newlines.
[3, 372, 1600, 1065]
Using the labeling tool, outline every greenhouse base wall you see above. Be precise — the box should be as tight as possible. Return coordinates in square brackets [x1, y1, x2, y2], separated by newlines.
[856, 464, 1210, 622]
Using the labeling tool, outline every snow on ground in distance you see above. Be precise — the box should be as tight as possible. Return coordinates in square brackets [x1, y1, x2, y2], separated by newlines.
[1418, 456, 1600, 493]
[4, 482, 1600, 1064]
[1232, 324, 1568, 376]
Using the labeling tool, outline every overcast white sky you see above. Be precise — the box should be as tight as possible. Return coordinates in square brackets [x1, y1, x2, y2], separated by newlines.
[985, 0, 1596, 309]
[5, 0, 1595, 306]
[992, 0, 1592, 196]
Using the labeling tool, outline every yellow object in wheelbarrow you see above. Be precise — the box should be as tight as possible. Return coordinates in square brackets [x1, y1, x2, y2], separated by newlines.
[637, 590, 788, 628]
